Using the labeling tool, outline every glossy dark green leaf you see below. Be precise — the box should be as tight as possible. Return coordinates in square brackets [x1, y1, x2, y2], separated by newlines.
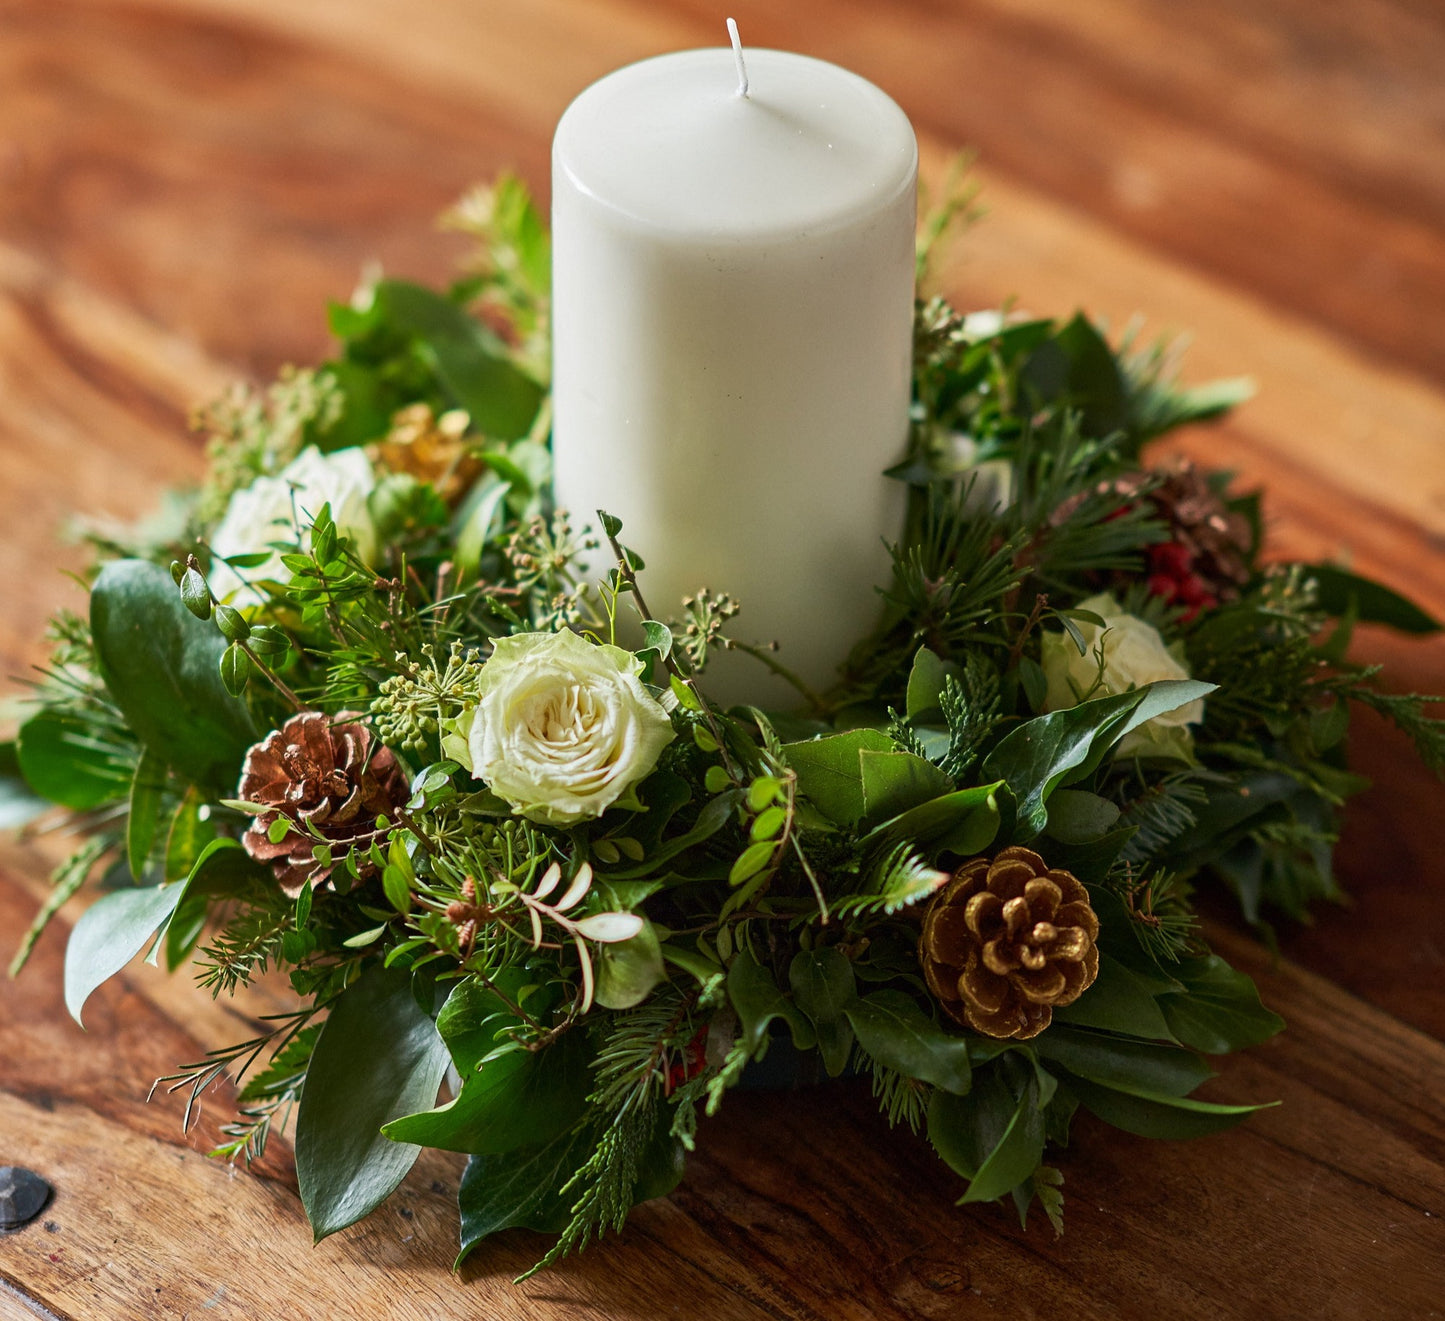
[1033, 1026, 1212, 1097]
[1066, 1074, 1272, 1140]
[64, 883, 183, 1025]
[983, 681, 1215, 838]
[864, 782, 1003, 855]
[1160, 955, 1285, 1055]
[455, 1128, 594, 1263]
[789, 947, 856, 1077]
[90, 560, 258, 794]
[382, 986, 588, 1155]
[845, 989, 971, 1094]
[1308, 564, 1441, 634]
[1052, 953, 1176, 1041]
[296, 965, 451, 1241]
[929, 1066, 1045, 1203]
[727, 949, 815, 1054]
[1042, 789, 1121, 844]
[372, 281, 543, 440]
[15, 711, 130, 810]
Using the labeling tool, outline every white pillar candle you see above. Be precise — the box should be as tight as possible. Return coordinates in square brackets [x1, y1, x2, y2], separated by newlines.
[551, 30, 917, 706]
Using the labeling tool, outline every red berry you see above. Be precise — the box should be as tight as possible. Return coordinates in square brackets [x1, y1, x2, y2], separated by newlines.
[1149, 541, 1193, 576]
[1176, 574, 1210, 606]
[1147, 573, 1179, 601]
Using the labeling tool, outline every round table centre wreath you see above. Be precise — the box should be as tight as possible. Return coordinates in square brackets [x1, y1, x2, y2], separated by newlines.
[7, 175, 1443, 1277]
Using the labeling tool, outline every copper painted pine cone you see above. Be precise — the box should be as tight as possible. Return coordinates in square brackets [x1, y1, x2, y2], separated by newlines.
[238, 712, 408, 897]
[920, 846, 1100, 1040]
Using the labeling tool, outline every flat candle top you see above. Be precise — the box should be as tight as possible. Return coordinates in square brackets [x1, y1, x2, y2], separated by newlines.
[554, 47, 917, 240]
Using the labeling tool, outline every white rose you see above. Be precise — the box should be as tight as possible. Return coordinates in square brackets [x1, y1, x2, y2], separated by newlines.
[454, 629, 675, 825]
[208, 446, 377, 602]
[1040, 593, 1204, 760]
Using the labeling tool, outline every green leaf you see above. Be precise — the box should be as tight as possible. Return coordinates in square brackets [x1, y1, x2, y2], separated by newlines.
[788, 948, 856, 1077]
[1308, 564, 1441, 634]
[906, 647, 954, 722]
[929, 1066, 1045, 1203]
[455, 1128, 595, 1264]
[179, 567, 212, 619]
[859, 749, 956, 824]
[1160, 955, 1285, 1055]
[983, 682, 1215, 838]
[1053, 953, 1176, 1041]
[162, 787, 216, 884]
[296, 966, 451, 1241]
[782, 728, 898, 826]
[126, 748, 168, 881]
[382, 992, 589, 1155]
[1033, 1026, 1212, 1097]
[372, 281, 543, 440]
[864, 782, 1003, 855]
[728, 840, 775, 886]
[214, 604, 250, 643]
[219, 643, 251, 698]
[727, 949, 815, 1054]
[90, 560, 258, 794]
[15, 710, 130, 810]
[845, 989, 972, 1094]
[164, 837, 267, 970]
[1042, 789, 1121, 844]
[64, 883, 183, 1025]
[0, 740, 46, 832]
[603, 790, 739, 880]
[595, 918, 665, 1010]
[1065, 1074, 1272, 1140]
[1030, 312, 1128, 437]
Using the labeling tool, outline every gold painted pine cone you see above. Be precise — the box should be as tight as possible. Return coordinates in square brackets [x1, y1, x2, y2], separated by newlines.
[920, 846, 1100, 1040]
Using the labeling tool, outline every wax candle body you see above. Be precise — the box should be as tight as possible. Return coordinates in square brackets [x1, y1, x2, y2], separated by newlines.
[552, 45, 917, 705]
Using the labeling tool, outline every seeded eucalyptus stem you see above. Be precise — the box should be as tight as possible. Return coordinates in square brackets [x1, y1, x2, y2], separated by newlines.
[597, 513, 742, 781]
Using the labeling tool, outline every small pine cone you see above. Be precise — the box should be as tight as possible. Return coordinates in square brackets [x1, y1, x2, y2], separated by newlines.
[238, 712, 408, 897]
[372, 402, 481, 505]
[920, 846, 1100, 1040]
[1127, 460, 1252, 613]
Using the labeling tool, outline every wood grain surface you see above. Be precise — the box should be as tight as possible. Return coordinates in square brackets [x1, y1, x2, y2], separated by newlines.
[1, 1, 1443, 1316]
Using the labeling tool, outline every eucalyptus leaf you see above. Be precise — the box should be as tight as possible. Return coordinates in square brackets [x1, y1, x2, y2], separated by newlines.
[90, 560, 258, 794]
[64, 883, 183, 1025]
[845, 989, 971, 1094]
[296, 966, 451, 1241]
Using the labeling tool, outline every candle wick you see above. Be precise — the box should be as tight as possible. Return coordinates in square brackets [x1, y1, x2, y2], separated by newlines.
[726, 17, 749, 98]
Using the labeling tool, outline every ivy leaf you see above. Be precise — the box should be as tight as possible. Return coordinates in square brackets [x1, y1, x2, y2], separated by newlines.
[1160, 955, 1285, 1055]
[1065, 1074, 1273, 1140]
[781, 729, 897, 826]
[982, 681, 1215, 839]
[64, 883, 183, 1026]
[727, 950, 815, 1054]
[295, 966, 451, 1241]
[382, 986, 589, 1155]
[1052, 953, 1177, 1041]
[845, 989, 972, 1094]
[788, 948, 856, 1077]
[15, 711, 131, 810]
[455, 1128, 595, 1265]
[90, 560, 258, 794]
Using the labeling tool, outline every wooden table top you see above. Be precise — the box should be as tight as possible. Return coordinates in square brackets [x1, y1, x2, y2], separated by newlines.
[2, 2, 1443, 1317]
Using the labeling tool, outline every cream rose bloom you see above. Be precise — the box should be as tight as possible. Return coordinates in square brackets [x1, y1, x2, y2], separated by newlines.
[208, 446, 378, 602]
[452, 629, 675, 825]
[1041, 593, 1204, 760]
